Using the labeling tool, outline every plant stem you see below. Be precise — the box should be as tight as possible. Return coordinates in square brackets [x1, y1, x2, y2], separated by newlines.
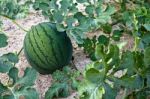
[17, 47, 24, 56]
[132, 13, 139, 51]
[0, 15, 28, 32]
[0, 29, 6, 33]
[12, 20, 28, 32]
[13, 47, 23, 67]
[71, 57, 78, 70]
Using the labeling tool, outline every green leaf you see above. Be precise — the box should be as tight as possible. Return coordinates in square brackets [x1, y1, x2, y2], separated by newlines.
[106, 44, 120, 67]
[0, 57, 13, 73]
[98, 35, 109, 46]
[39, 3, 49, 11]
[49, 0, 58, 9]
[45, 66, 79, 99]
[86, 68, 105, 83]
[1, 67, 39, 99]
[76, 0, 87, 3]
[66, 16, 77, 29]
[95, 5, 115, 24]
[45, 82, 69, 99]
[113, 75, 144, 89]
[101, 24, 112, 34]
[10, 67, 37, 87]
[117, 41, 127, 50]
[146, 74, 150, 87]
[70, 30, 84, 44]
[144, 47, 150, 67]
[8, 67, 18, 85]
[96, 6, 102, 16]
[0, 83, 10, 95]
[126, 87, 150, 99]
[53, 10, 64, 23]
[56, 23, 65, 32]
[79, 79, 104, 99]
[143, 24, 150, 31]
[104, 5, 115, 15]
[0, 53, 18, 73]
[85, 5, 95, 16]
[13, 88, 39, 99]
[60, 0, 71, 11]
[78, 36, 97, 60]
[119, 51, 135, 75]
[93, 61, 104, 70]
[95, 44, 104, 60]
[112, 30, 123, 41]
[0, 33, 8, 48]
[139, 34, 150, 49]
[1, 53, 19, 63]
[0, 0, 29, 19]
[103, 83, 117, 99]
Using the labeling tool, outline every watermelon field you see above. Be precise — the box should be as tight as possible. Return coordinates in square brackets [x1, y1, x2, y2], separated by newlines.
[0, 0, 150, 99]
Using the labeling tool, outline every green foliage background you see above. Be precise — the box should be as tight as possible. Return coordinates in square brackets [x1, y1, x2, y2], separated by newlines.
[0, 0, 150, 99]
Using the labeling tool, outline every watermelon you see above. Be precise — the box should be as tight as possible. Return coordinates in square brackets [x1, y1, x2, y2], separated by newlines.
[23, 22, 73, 74]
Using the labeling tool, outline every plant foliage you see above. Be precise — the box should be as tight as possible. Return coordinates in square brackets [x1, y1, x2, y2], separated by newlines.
[0, 0, 150, 99]
[45, 66, 80, 99]
[33, 0, 115, 43]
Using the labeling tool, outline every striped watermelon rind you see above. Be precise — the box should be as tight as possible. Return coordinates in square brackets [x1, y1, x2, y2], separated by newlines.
[24, 22, 73, 74]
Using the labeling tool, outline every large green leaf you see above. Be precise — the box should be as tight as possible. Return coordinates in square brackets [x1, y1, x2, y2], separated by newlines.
[0, 53, 18, 73]
[8, 67, 37, 87]
[85, 68, 105, 83]
[144, 47, 150, 67]
[0, 67, 39, 99]
[85, 5, 95, 16]
[45, 66, 80, 99]
[95, 44, 104, 60]
[143, 24, 150, 31]
[0, 33, 8, 48]
[60, 0, 71, 11]
[113, 75, 144, 89]
[98, 35, 109, 46]
[45, 82, 69, 99]
[79, 79, 104, 99]
[106, 44, 120, 67]
[1, 53, 19, 63]
[119, 51, 135, 75]
[103, 83, 117, 99]
[0, 0, 30, 19]
[78, 36, 97, 60]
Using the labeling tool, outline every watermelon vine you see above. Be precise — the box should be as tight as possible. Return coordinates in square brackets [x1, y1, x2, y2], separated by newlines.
[0, 0, 150, 99]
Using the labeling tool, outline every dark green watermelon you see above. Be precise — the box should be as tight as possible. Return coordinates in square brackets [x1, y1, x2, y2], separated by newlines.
[24, 22, 73, 74]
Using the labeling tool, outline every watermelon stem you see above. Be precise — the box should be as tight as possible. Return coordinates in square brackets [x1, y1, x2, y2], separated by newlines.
[0, 15, 28, 32]
[71, 57, 78, 70]
[17, 47, 24, 56]
[13, 47, 24, 66]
